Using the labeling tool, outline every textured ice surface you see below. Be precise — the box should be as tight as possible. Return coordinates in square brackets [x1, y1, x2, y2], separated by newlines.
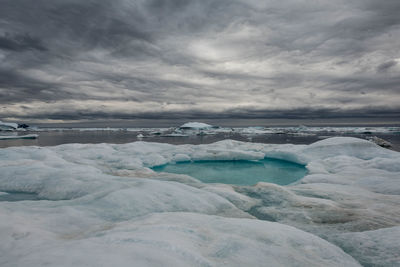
[0, 211, 359, 267]
[334, 226, 400, 267]
[1, 137, 399, 266]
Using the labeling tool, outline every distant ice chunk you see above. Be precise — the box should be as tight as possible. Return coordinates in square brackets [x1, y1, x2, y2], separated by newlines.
[179, 122, 215, 130]
[236, 127, 275, 135]
[366, 136, 392, 148]
[0, 120, 18, 131]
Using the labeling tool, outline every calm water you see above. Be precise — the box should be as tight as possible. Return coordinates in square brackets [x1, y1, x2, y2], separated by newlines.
[152, 159, 308, 186]
[1, 129, 400, 151]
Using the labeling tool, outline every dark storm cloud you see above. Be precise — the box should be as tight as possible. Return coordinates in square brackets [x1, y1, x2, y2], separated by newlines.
[0, 33, 47, 52]
[4, 106, 400, 121]
[0, 68, 56, 101]
[377, 60, 398, 73]
[0, 0, 399, 122]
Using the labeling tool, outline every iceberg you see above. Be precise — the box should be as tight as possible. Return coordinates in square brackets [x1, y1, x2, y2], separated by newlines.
[0, 120, 18, 131]
[161, 122, 221, 137]
[179, 122, 215, 130]
[0, 137, 399, 266]
[366, 136, 392, 148]
[0, 120, 32, 132]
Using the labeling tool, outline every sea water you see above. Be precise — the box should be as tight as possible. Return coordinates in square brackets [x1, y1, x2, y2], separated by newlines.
[1, 126, 399, 151]
[152, 158, 308, 185]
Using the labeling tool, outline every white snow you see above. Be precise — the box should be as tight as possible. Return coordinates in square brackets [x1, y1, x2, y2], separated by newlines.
[334, 226, 400, 267]
[1, 137, 399, 266]
[0, 211, 360, 267]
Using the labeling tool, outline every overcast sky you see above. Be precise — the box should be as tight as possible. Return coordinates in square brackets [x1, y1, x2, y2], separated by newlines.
[1, 0, 399, 123]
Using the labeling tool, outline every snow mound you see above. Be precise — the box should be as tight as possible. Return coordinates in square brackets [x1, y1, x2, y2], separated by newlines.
[334, 226, 400, 267]
[0, 211, 360, 267]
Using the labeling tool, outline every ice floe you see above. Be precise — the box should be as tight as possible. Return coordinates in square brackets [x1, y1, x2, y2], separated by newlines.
[0, 120, 18, 131]
[179, 122, 215, 129]
[0, 137, 399, 266]
[0, 120, 33, 132]
[366, 136, 392, 148]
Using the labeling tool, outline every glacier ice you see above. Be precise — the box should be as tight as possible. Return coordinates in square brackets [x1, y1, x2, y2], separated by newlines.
[0, 137, 399, 266]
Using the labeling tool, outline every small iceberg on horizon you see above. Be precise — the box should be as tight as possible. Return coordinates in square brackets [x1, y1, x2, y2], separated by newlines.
[0, 120, 32, 131]
[0, 120, 18, 131]
[179, 122, 217, 130]
[161, 122, 221, 138]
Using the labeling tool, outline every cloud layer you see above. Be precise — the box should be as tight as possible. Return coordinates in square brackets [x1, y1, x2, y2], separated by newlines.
[1, 0, 399, 122]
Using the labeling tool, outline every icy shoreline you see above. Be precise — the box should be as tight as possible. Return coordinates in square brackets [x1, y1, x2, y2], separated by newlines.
[1, 137, 399, 266]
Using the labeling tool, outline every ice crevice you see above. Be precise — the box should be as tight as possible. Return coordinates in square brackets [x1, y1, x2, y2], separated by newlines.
[1, 137, 400, 266]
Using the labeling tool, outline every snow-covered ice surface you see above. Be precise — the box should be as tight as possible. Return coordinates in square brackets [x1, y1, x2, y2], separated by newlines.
[1, 137, 400, 266]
